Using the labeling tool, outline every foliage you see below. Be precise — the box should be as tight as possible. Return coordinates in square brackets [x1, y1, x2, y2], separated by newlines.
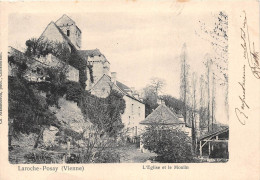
[39, 67, 67, 108]
[87, 64, 94, 83]
[24, 151, 63, 163]
[209, 143, 229, 159]
[25, 38, 89, 88]
[142, 85, 158, 117]
[92, 150, 120, 163]
[25, 38, 70, 63]
[8, 76, 59, 134]
[142, 77, 166, 117]
[159, 95, 185, 114]
[81, 90, 126, 137]
[64, 81, 85, 104]
[142, 125, 194, 163]
[8, 56, 28, 78]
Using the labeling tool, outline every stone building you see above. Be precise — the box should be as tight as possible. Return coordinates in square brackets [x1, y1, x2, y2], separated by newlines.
[38, 14, 145, 139]
[77, 49, 110, 90]
[8, 46, 79, 82]
[90, 73, 145, 139]
[139, 103, 191, 136]
[139, 103, 191, 151]
[40, 14, 111, 90]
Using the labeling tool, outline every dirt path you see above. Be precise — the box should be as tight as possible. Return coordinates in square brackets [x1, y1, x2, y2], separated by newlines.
[117, 144, 157, 163]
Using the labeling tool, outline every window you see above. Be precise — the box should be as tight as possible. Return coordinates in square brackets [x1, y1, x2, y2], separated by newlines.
[138, 107, 141, 117]
[131, 104, 134, 114]
[67, 30, 70, 37]
[128, 116, 131, 125]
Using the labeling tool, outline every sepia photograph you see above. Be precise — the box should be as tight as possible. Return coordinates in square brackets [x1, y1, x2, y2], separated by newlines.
[7, 11, 229, 164]
[1, 0, 260, 180]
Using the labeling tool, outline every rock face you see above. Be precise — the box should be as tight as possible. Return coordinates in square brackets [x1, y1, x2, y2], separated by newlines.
[42, 126, 59, 146]
[43, 97, 91, 146]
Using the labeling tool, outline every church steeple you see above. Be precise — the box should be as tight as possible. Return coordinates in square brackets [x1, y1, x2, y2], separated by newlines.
[55, 14, 82, 49]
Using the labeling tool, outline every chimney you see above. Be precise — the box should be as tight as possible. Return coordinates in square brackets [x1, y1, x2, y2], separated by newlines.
[111, 72, 117, 83]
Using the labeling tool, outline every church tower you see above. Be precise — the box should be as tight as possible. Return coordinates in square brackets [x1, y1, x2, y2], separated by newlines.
[55, 14, 82, 50]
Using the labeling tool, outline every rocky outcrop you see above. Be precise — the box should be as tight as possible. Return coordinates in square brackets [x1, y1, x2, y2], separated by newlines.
[42, 97, 92, 146]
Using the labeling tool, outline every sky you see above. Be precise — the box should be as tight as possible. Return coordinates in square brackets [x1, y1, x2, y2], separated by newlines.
[8, 11, 213, 98]
[8, 9, 228, 124]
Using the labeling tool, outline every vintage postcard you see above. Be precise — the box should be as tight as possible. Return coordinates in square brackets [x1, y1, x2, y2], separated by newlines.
[0, 0, 259, 179]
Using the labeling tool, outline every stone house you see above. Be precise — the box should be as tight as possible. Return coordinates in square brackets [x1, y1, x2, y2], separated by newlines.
[139, 103, 191, 151]
[90, 73, 145, 139]
[8, 46, 79, 82]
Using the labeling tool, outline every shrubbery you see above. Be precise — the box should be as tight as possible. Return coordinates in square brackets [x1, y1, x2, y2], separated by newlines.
[142, 126, 194, 163]
[24, 151, 63, 164]
[9, 76, 59, 134]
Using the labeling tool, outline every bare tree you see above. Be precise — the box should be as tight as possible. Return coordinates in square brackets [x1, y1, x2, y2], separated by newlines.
[150, 77, 166, 96]
[142, 77, 166, 113]
[180, 43, 190, 125]
[211, 73, 216, 131]
[191, 72, 198, 152]
[196, 11, 229, 121]
[206, 57, 211, 132]
[199, 75, 207, 131]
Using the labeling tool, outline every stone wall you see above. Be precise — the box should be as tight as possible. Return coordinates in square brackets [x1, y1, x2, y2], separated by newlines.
[86, 55, 110, 90]
[55, 15, 81, 49]
[8, 47, 79, 82]
[121, 95, 145, 137]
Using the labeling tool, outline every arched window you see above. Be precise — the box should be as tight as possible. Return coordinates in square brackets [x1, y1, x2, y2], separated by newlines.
[67, 30, 70, 37]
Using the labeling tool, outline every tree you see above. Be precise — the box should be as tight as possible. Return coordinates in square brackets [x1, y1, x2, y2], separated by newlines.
[142, 77, 166, 117]
[191, 72, 198, 151]
[142, 85, 158, 116]
[159, 95, 185, 113]
[196, 11, 229, 121]
[142, 125, 193, 162]
[199, 75, 208, 129]
[8, 76, 60, 148]
[206, 56, 212, 132]
[81, 89, 126, 138]
[180, 43, 190, 124]
[150, 77, 166, 96]
[25, 38, 91, 89]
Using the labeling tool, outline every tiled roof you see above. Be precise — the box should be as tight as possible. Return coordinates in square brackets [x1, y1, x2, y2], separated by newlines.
[115, 80, 143, 103]
[77, 49, 102, 59]
[140, 104, 185, 125]
[55, 14, 82, 33]
[116, 81, 131, 94]
[90, 74, 143, 104]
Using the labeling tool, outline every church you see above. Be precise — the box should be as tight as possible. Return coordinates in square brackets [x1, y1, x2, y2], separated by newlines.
[39, 14, 111, 89]
[38, 14, 145, 139]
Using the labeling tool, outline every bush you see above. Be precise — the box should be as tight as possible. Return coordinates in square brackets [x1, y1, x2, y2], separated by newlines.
[9, 77, 59, 134]
[142, 126, 194, 163]
[24, 151, 63, 163]
[92, 150, 120, 163]
[209, 143, 229, 159]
